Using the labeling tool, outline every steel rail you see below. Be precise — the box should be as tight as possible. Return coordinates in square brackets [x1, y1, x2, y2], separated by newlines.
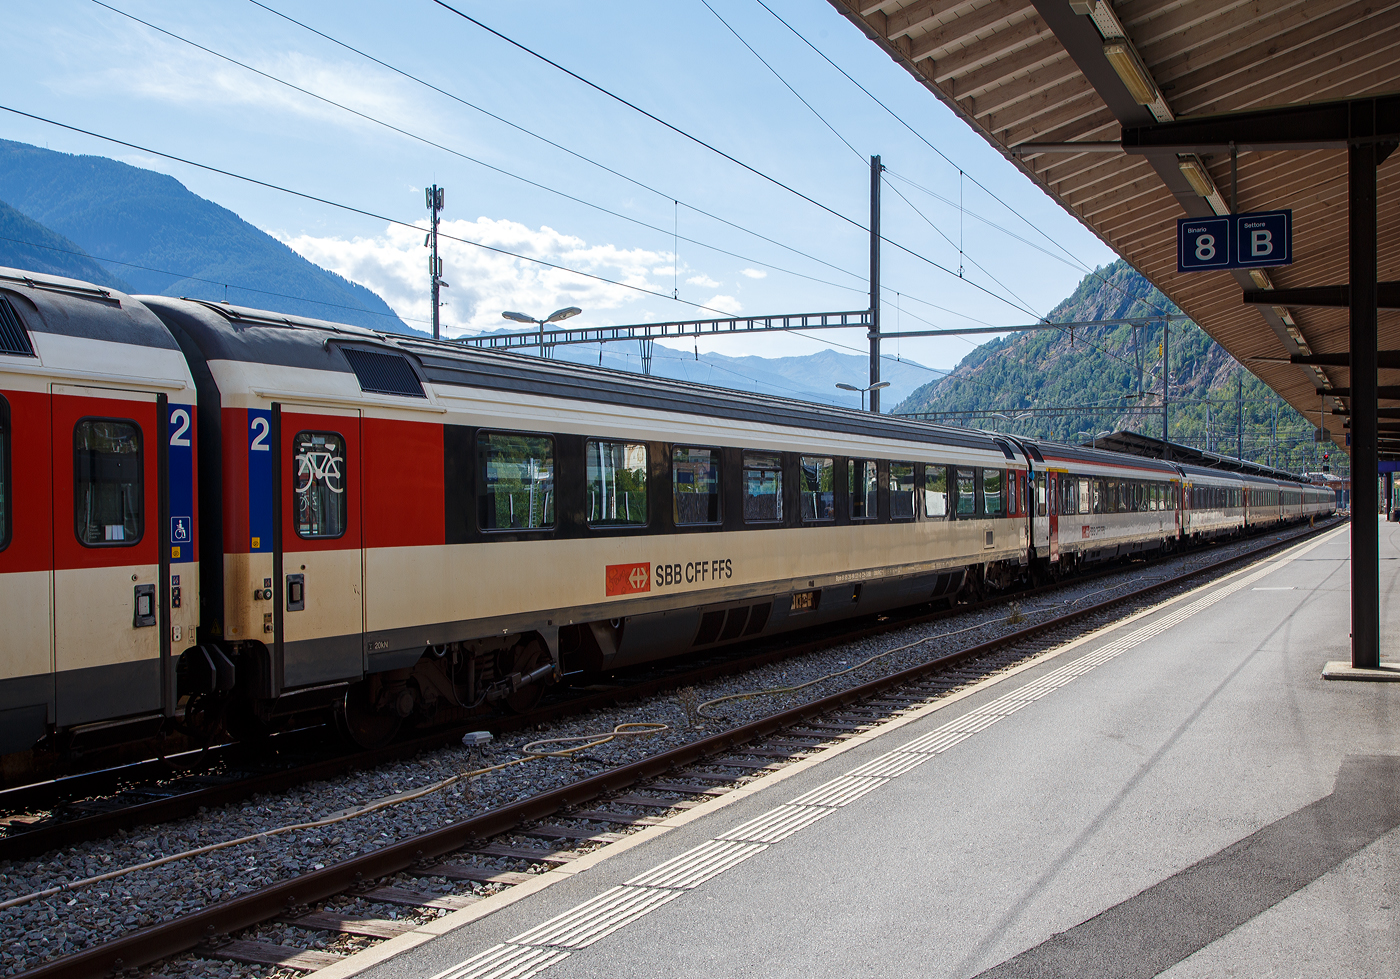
[20, 517, 1342, 979]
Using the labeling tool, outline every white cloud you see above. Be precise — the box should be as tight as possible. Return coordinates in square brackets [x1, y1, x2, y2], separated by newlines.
[703, 294, 743, 315]
[276, 216, 673, 336]
[740, 268, 768, 279]
[686, 274, 720, 288]
[54, 19, 417, 132]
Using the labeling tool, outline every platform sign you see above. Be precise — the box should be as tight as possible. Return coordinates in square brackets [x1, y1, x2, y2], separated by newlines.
[1234, 211, 1291, 268]
[1177, 210, 1292, 272]
[1178, 217, 1231, 271]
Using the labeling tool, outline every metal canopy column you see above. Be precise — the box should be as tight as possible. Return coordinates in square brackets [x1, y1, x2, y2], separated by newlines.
[1350, 131, 1379, 667]
[1121, 93, 1398, 670]
[869, 154, 882, 414]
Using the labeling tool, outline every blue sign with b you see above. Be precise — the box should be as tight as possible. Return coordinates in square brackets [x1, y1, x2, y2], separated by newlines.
[1234, 211, 1291, 267]
[1177, 210, 1292, 273]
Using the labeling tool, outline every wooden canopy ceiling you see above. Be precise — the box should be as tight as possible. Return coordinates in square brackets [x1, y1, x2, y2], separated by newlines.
[829, 0, 1400, 458]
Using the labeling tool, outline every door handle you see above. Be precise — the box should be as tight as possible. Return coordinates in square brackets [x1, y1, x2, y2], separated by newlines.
[133, 584, 156, 627]
[286, 573, 305, 611]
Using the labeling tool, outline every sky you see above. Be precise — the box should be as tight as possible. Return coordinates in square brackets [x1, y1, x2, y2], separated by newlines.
[2, 0, 1119, 376]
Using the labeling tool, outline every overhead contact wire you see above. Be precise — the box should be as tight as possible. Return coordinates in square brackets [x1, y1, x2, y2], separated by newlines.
[0, 105, 748, 319]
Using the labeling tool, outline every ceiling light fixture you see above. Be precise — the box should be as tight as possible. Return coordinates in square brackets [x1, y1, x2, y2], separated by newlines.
[1103, 40, 1158, 105]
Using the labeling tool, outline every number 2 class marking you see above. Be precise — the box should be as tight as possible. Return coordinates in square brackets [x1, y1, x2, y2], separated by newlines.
[250, 416, 270, 451]
[169, 407, 192, 447]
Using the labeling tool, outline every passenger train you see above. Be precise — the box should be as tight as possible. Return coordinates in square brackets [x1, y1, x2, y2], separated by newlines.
[0, 268, 1335, 767]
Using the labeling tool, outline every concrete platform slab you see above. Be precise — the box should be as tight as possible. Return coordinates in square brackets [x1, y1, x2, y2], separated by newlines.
[348, 520, 1400, 979]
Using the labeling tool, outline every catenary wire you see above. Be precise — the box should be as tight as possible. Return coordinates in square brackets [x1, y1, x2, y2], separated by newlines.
[697, 0, 866, 163]
[428, 0, 867, 232]
[748, 0, 1173, 318]
[0, 104, 752, 319]
[91, 0, 866, 299]
[0, 232, 431, 326]
[426, 0, 1042, 319]
[245, 0, 872, 295]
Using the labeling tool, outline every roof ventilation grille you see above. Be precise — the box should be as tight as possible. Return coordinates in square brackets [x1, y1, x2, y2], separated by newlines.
[342, 348, 425, 398]
[0, 297, 35, 357]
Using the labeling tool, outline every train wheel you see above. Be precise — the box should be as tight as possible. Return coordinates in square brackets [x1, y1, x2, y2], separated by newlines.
[497, 638, 552, 713]
[338, 683, 401, 749]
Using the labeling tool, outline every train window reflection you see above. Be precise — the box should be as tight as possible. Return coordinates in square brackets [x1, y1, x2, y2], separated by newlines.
[75, 418, 143, 546]
[587, 440, 647, 526]
[294, 431, 348, 538]
[983, 469, 1003, 516]
[1078, 478, 1090, 514]
[673, 446, 720, 525]
[480, 432, 554, 531]
[849, 460, 877, 519]
[956, 468, 977, 516]
[743, 452, 783, 523]
[924, 465, 948, 519]
[890, 462, 915, 519]
[800, 456, 835, 521]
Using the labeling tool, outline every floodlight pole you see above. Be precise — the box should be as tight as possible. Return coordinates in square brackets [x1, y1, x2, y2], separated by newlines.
[869, 154, 882, 414]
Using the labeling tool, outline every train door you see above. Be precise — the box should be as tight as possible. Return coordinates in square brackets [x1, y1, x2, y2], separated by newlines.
[51, 384, 164, 726]
[1047, 471, 1061, 563]
[276, 404, 363, 690]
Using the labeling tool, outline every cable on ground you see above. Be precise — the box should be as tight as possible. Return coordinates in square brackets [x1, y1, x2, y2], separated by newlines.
[0, 721, 668, 912]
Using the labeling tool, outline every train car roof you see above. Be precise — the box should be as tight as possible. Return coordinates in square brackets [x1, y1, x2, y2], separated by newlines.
[139, 296, 1017, 453]
[0, 266, 179, 352]
[1014, 437, 1180, 475]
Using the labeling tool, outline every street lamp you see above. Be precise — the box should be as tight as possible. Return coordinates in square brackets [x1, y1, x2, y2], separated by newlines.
[836, 380, 890, 413]
[503, 306, 582, 357]
[1078, 430, 1112, 450]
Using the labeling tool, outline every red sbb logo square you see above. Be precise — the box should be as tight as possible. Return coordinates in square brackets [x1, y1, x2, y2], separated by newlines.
[606, 562, 651, 596]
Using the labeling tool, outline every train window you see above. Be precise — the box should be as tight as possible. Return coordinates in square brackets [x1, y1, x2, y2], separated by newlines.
[956, 468, 977, 517]
[673, 446, 720, 525]
[983, 469, 1003, 516]
[586, 440, 647, 526]
[294, 431, 348, 538]
[890, 462, 916, 519]
[1007, 471, 1018, 515]
[800, 456, 835, 521]
[74, 418, 143, 546]
[479, 432, 554, 531]
[0, 395, 8, 550]
[742, 452, 783, 523]
[849, 460, 877, 520]
[1035, 474, 1046, 516]
[924, 465, 949, 519]
[1077, 478, 1090, 515]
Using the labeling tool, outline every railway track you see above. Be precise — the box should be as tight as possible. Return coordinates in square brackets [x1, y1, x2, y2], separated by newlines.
[10, 517, 1343, 979]
[0, 519, 1324, 863]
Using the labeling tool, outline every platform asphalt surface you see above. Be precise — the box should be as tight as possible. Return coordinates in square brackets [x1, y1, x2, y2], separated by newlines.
[359, 519, 1400, 979]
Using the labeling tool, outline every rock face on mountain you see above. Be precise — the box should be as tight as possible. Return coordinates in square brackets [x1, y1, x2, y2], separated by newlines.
[894, 261, 1322, 472]
[0, 140, 411, 333]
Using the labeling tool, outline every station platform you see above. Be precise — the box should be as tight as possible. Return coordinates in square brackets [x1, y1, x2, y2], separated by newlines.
[347, 518, 1400, 979]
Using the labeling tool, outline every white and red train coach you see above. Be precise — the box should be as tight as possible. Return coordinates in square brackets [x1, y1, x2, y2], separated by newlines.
[0, 266, 1332, 760]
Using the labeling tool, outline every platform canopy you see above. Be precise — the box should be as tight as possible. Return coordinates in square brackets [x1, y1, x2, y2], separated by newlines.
[829, 0, 1400, 460]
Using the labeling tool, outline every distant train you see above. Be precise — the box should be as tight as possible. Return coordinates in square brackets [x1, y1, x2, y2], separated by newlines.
[0, 267, 1334, 767]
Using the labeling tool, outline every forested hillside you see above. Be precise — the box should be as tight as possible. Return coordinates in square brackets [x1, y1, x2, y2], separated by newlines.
[0, 140, 412, 334]
[894, 261, 1334, 474]
[0, 199, 131, 290]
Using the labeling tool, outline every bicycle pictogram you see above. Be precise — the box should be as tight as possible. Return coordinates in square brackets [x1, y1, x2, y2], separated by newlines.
[296, 449, 344, 494]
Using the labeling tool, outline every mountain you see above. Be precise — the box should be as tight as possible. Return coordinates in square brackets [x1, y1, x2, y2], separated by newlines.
[0, 140, 414, 334]
[894, 260, 1327, 474]
[0, 199, 131, 291]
